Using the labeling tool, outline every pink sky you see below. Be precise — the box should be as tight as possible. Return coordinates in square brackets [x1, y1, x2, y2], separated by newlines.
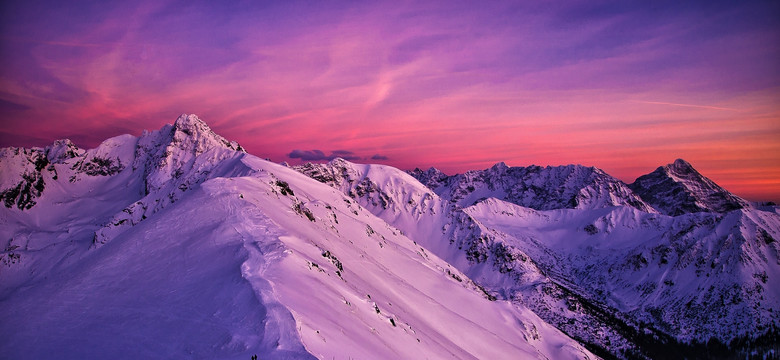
[1, 1, 779, 201]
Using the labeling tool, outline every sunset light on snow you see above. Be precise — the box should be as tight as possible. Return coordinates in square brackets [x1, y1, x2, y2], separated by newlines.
[1, 1, 778, 201]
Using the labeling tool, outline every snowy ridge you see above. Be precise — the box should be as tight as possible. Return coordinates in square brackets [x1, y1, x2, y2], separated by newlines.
[0, 115, 594, 359]
[630, 158, 750, 216]
[409, 162, 656, 213]
[95, 114, 250, 245]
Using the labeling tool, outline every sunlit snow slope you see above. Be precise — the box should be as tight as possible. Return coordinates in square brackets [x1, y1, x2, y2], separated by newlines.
[0, 115, 594, 359]
[299, 157, 780, 359]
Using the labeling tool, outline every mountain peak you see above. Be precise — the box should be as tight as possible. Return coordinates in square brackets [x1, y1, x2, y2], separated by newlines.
[152, 113, 245, 155]
[45, 139, 83, 163]
[672, 158, 692, 167]
[171, 114, 236, 148]
[630, 159, 748, 216]
[327, 157, 351, 167]
[664, 158, 697, 176]
[174, 113, 206, 128]
[406, 166, 449, 190]
[490, 162, 509, 171]
[130, 114, 247, 196]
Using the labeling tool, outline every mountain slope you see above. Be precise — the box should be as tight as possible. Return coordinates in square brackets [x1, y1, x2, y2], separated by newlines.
[0, 115, 594, 359]
[464, 199, 780, 345]
[296, 159, 654, 356]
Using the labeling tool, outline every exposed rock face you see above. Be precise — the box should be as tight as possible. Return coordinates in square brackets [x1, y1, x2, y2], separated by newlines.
[409, 162, 656, 212]
[630, 159, 749, 216]
[0, 140, 85, 210]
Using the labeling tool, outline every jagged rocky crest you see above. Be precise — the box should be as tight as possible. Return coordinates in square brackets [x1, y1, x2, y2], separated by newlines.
[629, 158, 749, 216]
[411, 159, 757, 217]
[0, 138, 121, 210]
[0, 114, 246, 212]
[134, 113, 245, 194]
[410, 162, 656, 212]
[0, 114, 249, 246]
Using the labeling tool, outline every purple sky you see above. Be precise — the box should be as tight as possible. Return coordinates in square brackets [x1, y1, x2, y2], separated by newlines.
[1, 0, 779, 201]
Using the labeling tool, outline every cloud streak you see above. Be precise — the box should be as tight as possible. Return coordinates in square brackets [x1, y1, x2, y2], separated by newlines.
[631, 100, 742, 112]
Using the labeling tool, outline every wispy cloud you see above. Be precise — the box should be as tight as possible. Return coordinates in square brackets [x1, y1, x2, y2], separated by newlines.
[630, 100, 742, 112]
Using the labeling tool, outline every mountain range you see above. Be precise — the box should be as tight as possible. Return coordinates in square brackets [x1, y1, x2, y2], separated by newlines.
[1, 114, 778, 359]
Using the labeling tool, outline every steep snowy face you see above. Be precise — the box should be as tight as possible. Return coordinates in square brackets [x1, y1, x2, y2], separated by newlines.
[629, 159, 749, 216]
[410, 162, 655, 212]
[465, 199, 780, 354]
[134, 113, 246, 195]
[0, 138, 127, 210]
[92, 114, 253, 245]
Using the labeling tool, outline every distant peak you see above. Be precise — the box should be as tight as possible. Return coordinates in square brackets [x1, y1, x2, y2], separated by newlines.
[658, 159, 702, 180]
[328, 157, 352, 166]
[673, 158, 691, 166]
[426, 166, 445, 175]
[406, 166, 450, 189]
[490, 162, 509, 172]
[46, 138, 83, 162]
[669, 158, 694, 171]
[51, 139, 77, 148]
[630, 158, 748, 215]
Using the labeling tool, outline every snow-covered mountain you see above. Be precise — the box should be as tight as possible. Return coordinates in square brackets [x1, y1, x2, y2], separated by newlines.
[464, 199, 780, 357]
[629, 158, 750, 216]
[408, 162, 656, 213]
[303, 158, 780, 358]
[2, 114, 778, 359]
[0, 115, 594, 359]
